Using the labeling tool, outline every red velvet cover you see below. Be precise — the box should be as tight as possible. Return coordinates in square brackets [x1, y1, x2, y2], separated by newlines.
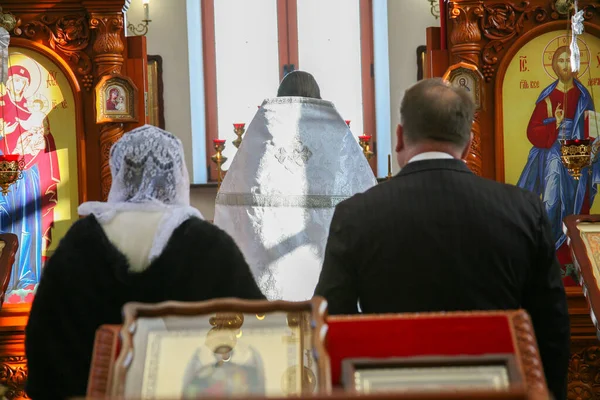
[326, 315, 516, 385]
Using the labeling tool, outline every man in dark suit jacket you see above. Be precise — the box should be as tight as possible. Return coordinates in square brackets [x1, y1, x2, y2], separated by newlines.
[314, 78, 570, 400]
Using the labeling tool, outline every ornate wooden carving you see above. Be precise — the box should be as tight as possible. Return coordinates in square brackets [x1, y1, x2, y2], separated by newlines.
[565, 285, 600, 400]
[447, 2, 485, 176]
[81, 74, 94, 92]
[87, 325, 120, 398]
[15, 15, 92, 75]
[14, 15, 92, 79]
[469, 114, 483, 176]
[89, 14, 124, 77]
[89, 13, 126, 200]
[509, 311, 546, 395]
[479, 2, 548, 84]
[0, 356, 27, 400]
[568, 344, 600, 400]
[449, 1, 484, 65]
[99, 123, 124, 199]
[567, 291, 600, 400]
[475, 1, 600, 84]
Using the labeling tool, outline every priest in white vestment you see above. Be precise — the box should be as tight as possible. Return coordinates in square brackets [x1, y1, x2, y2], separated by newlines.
[214, 71, 377, 301]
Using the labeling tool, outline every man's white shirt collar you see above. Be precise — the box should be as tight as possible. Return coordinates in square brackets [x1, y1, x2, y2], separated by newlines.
[408, 152, 454, 164]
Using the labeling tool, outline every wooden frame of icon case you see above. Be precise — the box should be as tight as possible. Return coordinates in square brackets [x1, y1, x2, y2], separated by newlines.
[442, 61, 485, 111]
[341, 355, 523, 394]
[110, 297, 331, 398]
[95, 74, 139, 124]
[147, 55, 165, 129]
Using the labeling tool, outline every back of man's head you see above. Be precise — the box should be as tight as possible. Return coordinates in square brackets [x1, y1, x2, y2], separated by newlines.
[400, 78, 475, 150]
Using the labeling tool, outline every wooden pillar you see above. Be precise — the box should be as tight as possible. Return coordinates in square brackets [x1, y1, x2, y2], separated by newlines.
[448, 0, 484, 176]
[89, 12, 126, 200]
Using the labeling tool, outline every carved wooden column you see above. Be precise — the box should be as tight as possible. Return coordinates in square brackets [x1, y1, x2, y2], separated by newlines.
[469, 111, 483, 176]
[449, 0, 484, 176]
[89, 13, 126, 200]
[449, 1, 483, 65]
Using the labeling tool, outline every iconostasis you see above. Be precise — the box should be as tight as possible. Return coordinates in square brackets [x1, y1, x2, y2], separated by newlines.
[427, 1, 600, 398]
[0, 1, 148, 397]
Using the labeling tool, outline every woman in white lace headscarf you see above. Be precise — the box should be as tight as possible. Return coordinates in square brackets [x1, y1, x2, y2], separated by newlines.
[24, 125, 264, 400]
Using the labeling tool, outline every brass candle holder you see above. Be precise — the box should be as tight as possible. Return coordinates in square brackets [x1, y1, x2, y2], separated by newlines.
[559, 139, 592, 180]
[232, 123, 246, 149]
[0, 155, 24, 195]
[358, 135, 374, 160]
[211, 139, 228, 187]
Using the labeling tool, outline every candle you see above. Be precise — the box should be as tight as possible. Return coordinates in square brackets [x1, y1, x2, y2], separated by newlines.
[358, 135, 371, 141]
[213, 139, 226, 145]
[233, 123, 245, 129]
[345, 120, 351, 127]
[143, 0, 150, 20]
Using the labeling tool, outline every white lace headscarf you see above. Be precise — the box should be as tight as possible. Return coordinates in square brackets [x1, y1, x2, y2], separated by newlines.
[78, 125, 203, 260]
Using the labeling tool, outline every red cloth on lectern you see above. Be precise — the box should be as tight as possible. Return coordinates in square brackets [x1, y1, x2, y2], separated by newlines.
[326, 315, 515, 385]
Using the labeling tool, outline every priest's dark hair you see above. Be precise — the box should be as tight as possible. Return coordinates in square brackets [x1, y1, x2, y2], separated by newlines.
[277, 70, 322, 99]
[400, 77, 474, 149]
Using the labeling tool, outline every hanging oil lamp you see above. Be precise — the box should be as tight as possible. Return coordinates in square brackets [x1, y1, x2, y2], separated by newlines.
[0, 13, 24, 196]
[559, 138, 592, 180]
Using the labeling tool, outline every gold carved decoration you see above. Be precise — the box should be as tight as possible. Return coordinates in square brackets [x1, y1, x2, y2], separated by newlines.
[209, 313, 244, 329]
[15, 15, 92, 76]
[89, 13, 126, 201]
[0, 356, 27, 399]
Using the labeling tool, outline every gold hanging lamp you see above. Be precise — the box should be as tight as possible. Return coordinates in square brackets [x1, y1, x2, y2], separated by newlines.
[0, 7, 24, 195]
[558, 2, 596, 180]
